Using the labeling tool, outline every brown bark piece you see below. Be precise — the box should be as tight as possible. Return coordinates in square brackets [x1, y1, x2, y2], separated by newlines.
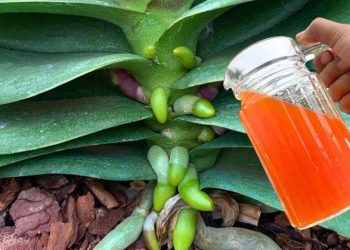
[126, 239, 147, 250]
[47, 221, 74, 250]
[84, 178, 119, 209]
[0, 226, 39, 250]
[274, 213, 290, 227]
[35, 175, 69, 189]
[109, 189, 127, 207]
[88, 207, 125, 235]
[36, 232, 49, 250]
[65, 196, 79, 247]
[9, 187, 62, 237]
[50, 183, 77, 203]
[0, 178, 21, 212]
[76, 192, 95, 241]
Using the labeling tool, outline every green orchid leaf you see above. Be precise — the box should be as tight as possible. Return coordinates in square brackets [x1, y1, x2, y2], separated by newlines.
[0, 0, 144, 27]
[178, 91, 245, 132]
[320, 213, 350, 238]
[197, 0, 309, 58]
[200, 148, 350, 238]
[0, 95, 152, 154]
[116, 0, 151, 12]
[0, 143, 156, 180]
[200, 148, 282, 209]
[173, 0, 350, 89]
[156, 0, 250, 66]
[32, 72, 119, 101]
[190, 131, 251, 155]
[0, 13, 130, 53]
[147, 0, 195, 25]
[0, 49, 151, 104]
[0, 123, 155, 167]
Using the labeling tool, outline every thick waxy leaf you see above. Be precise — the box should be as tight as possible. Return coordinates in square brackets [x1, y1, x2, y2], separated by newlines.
[200, 148, 281, 209]
[0, 123, 155, 167]
[0, 96, 152, 154]
[0, 49, 150, 104]
[200, 148, 350, 237]
[174, 0, 350, 89]
[147, 0, 195, 25]
[197, 0, 309, 58]
[0, 144, 156, 180]
[116, 0, 151, 12]
[0, 13, 130, 53]
[32, 72, 119, 101]
[190, 131, 251, 155]
[156, 0, 250, 66]
[0, 0, 143, 27]
[178, 91, 244, 132]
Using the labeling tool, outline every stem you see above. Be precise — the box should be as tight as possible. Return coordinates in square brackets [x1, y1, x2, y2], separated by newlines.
[94, 182, 154, 250]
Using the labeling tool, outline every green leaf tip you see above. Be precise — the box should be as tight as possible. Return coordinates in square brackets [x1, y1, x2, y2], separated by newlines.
[150, 86, 168, 124]
[192, 99, 216, 118]
[169, 146, 189, 186]
[173, 208, 197, 250]
[173, 46, 198, 69]
[178, 165, 214, 211]
[143, 45, 156, 60]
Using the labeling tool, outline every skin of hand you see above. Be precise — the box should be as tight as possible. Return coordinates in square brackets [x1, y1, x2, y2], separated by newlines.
[297, 18, 350, 114]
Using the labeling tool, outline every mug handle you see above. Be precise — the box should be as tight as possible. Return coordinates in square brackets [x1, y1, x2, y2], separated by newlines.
[299, 43, 328, 62]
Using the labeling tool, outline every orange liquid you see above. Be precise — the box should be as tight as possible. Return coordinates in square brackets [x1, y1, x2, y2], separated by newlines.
[240, 91, 350, 228]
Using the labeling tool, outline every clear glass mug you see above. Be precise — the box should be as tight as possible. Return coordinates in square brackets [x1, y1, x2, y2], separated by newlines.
[224, 36, 350, 229]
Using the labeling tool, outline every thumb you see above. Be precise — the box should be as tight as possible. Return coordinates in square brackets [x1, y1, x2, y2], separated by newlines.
[297, 18, 350, 66]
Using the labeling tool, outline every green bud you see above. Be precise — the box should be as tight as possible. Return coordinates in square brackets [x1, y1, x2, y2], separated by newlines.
[169, 146, 189, 186]
[192, 98, 216, 118]
[198, 127, 215, 143]
[143, 45, 156, 60]
[173, 95, 200, 115]
[173, 208, 197, 250]
[150, 86, 168, 124]
[173, 46, 198, 69]
[153, 183, 176, 212]
[178, 165, 214, 211]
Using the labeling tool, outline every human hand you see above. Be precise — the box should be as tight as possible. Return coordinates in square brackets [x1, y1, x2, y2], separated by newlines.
[297, 18, 350, 113]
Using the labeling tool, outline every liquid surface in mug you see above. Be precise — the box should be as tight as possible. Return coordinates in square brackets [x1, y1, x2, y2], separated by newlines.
[239, 91, 350, 228]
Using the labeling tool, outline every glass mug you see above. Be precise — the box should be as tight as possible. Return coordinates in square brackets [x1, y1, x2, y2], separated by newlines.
[224, 36, 350, 229]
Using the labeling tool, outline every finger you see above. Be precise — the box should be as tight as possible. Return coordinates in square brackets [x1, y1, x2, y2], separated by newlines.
[313, 50, 334, 72]
[296, 18, 348, 47]
[339, 93, 350, 114]
[297, 18, 350, 67]
[328, 72, 350, 101]
[319, 58, 350, 87]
